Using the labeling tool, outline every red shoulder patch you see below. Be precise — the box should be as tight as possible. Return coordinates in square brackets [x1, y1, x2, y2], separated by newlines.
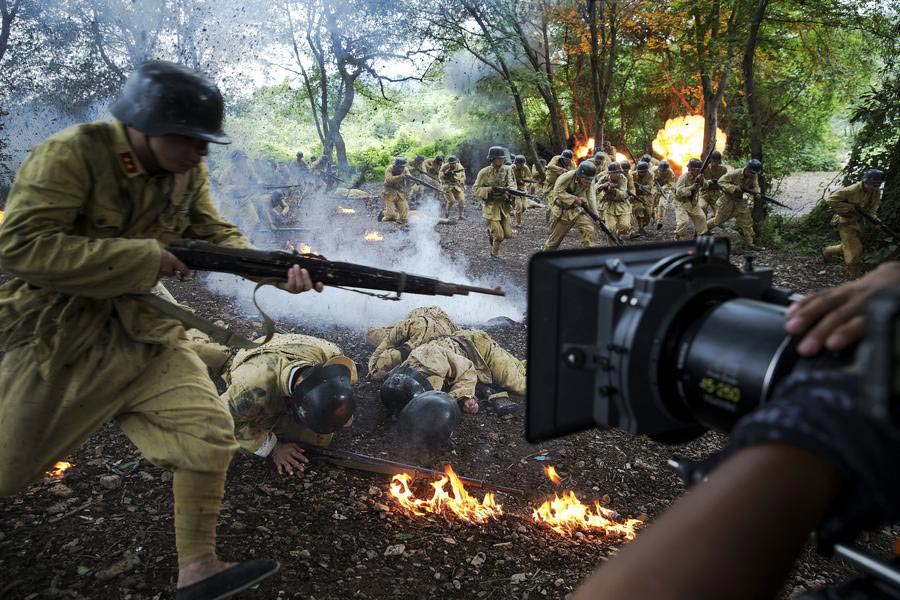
[119, 152, 138, 175]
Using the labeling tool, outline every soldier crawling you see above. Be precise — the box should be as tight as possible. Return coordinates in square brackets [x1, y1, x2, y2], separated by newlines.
[365, 306, 459, 380]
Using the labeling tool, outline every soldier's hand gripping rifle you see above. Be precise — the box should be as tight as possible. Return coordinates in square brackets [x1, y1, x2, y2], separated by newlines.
[581, 205, 622, 246]
[740, 188, 791, 209]
[491, 186, 542, 202]
[855, 206, 900, 244]
[168, 239, 505, 298]
[405, 174, 443, 194]
[691, 151, 715, 202]
[299, 445, 524, 497]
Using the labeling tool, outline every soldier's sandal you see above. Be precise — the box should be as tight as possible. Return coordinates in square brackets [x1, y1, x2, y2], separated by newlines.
[175, 560, 280, 600]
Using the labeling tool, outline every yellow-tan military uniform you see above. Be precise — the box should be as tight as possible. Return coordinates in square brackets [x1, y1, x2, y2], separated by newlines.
[823, 182, 882, 278]
[530, 164, 546, 196]
[221, 334, 358, 457]
[592, 153, 611, 174]
[402, 330, 526, 402]
[653, 167, 676, 223]
[366, 306, 458, 379]
[604, 145, 619, 160]
[382, 165, 409, 226]
[632, 169, 654, 230]
[0, 120, 247, 497]
[474, 164, 515, 257]
[511, 163, 531, 225]
[544, 170, 598, 250]
[543, 155, 573, 196]
[597, 173, 632, 238]
[699, 163, 729, 218]
[407, 160, 428, 204]
[707, 169, 758, 247]
[440, 162, 466, 219]
[423, 158, 443, 183]
[674, 171, 709, 240]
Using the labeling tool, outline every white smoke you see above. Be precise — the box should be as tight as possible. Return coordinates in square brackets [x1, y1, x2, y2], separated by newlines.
[205, 189, 526, 331]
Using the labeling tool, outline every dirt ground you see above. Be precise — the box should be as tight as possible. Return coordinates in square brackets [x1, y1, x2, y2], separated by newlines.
[0, 175, 895, 600]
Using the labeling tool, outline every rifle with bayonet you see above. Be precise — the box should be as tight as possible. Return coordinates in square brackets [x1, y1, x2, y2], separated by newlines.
[300, 445, 524, 496]
[405, 174, 443, 194]
[855, 206, 900, 243]
[739, 187, 791, 209]
[168, 240, 505, 298]
[491, 186, 542, 202]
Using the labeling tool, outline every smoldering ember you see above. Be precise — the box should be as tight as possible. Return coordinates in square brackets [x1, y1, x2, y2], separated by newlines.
[0, 1, 898, 599]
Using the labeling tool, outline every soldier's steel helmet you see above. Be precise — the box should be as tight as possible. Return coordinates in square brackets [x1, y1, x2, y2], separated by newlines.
[640, 154, 652, 163]
[619, 160, 631, 171]
[514, 154, 526, 164]
[447, 155, 459, 163]
[602, 140, 611, 147]
[413, 154, 425, 163]
[863, 168, 885, 183]
[435, 154, 445, 161]
[636, 161, 650, 172]
[397, 391, 461, 452]
[709, 150, 723, 161]
[592, 152, 607, 162]
[487, 146, 507, 160]
[110, 60, 230, 144]
[745, 159, 763, 174]
[575, 161, 597, 179]
[659, 160, 670, 170]
[608, 162, 622, 173]
[688, 158, 703, 169]
[560, 149, 574, 160]
[381, 367, 434, 414]
[296, 151, 304, 159]
[291, 362, 356, 434]
[394, 156, 407, 166]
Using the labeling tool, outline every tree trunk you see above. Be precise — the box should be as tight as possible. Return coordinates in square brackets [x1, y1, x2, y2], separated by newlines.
[0, 0, 18, 65]
[587, 0, 604, 141]
[744, 0, 770, 226]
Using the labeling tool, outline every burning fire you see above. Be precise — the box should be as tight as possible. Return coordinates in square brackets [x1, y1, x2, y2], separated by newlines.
[651, 115, 726, 168]
[573, 137, 595, 161]
[46, 461, 73, 479]
[389, 466, 503, 524]
[364, 230, 384, 242]
[614, 152, 628, 164]
[285, 240, 313, 254]
[338, 206, 356, 214]
[532, 466, 643, 539]
[0, 209, 4, 224]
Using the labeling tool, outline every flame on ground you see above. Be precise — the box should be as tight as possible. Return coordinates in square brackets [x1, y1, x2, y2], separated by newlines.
[651, 115, 726, 168]
[46, 461, 73, 479]
[532, 466, 643, 539]
[364, 230, 384, 242]
[338, 206, 356, 214]
[573, 137, 595, 161]
[285, 240, 313, 254]
[389, 466, 503, 524]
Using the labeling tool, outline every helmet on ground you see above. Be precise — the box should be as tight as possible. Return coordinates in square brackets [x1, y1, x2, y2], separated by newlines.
[709, 150, 722, 161]
[575, 161, 597, 179]
[687, 158, 703, 169]
[381, 367, 433, 414]
[487, 146, 507, 160]
[291, 360, 356, 434]
[745, 159, 763, 174]
[560, 149, 574, 160]
[608, 162, 622, 173]
[110, 60, 230, 144]
[447, 155, 459, 163]
[658, 160, 670, 170]
[394, 156, 407, 166]
[636, 161, 650, 172]
[862, 168, 885, 184]
[397, 391, 461, 452]
[514, 154, 526, 164]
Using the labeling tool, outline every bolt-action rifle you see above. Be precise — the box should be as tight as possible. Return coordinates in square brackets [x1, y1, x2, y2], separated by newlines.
[580, 206, 622, 246]
[300, 445, 524, 496]
[739, 187, 791, 209]
[168, 240, 505, 298]
[491, 186, 542, 202]
[855, 206, 900, 244]
[405, 174, 443, 194]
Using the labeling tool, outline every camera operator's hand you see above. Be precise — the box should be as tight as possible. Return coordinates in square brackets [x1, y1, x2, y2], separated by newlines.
[785, 261, 900, 356]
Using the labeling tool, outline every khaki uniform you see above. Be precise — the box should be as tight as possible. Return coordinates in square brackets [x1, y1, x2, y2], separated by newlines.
[699, 163, 729, 217]
[603, 145, 618, 160]
[823, 182, 882, 278]
[382, 165, 409, 226]
[652, 167, 676, 223]
[707, 169, 758, 246]
[423, 158, 444, 183]
[674, 172, 709, 240]
[530, 164, 546, 196]
[440, 163, 466, 218]
[544, 155, 574, 197]
[474, 164, 515, 257]
[592, 153, 610, 174]
[403, 330, 527, 401]
[544, 170, 598, 250]
[512, 163, 531, 225]
[596, 173, 632, 238]
[367, 306, 458, 378]
[632, 170, 654, 230]
[407, 161, 428, 204]
[0, 120, 249, 495]
[222, 334, 358, 456]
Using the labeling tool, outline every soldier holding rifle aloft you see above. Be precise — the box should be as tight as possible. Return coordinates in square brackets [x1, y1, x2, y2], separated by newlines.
[0, 61, 322, 598]
[474, 146, 516, 258]
[822, 168, 886, 278]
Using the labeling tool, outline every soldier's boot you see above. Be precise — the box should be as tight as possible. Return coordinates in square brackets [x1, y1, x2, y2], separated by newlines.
[848, 263, 865, 279]
[458, 208, 465, 220]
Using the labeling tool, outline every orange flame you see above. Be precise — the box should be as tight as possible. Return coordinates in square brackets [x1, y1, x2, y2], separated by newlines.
[532, 466, 643, 538]
[338, 206, 356, 214]
[573, 137, 595, 161]
[0, 209, 5, 225]
[545, 466, 562, 485]
[285, 240, 313, 254]
[614, 152, 628, 164]
[47, 461, 73, 479]
[651, 115, 726, 168]
[389, 466, 503, 524]
[364, 230, 384, 242]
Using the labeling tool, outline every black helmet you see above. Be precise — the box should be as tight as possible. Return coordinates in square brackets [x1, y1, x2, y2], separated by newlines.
[745, 159, 763, 174]
[413, 154, 424, 163]
[640, 154, 652, 163]
[658, 160, 670, 170]
[109, 60, 230, 144]
[687, 158, 703, 169]
[636, 161, 650, 172]
[435, 154, 445, 161]
[607, 162, 622, 173]
[619, 160, 630, 171]
[291, 362, 355, 434]
[296, 151, 304, 159]
[862, 168, 885, 184]
[486, 146, 507, 160]
[709, 150, 722, 161]
[575, 161, 597, 179]
[592, 152, 607, 162]
[447, 155, 459, 163]
[397, 391, 461, 452]
[514, 154, 526, 164]
[394, 156, 407, 166]
[560, 149, 574, 160]
[381, 367, 434, 414]
[602, 140, 611, 147]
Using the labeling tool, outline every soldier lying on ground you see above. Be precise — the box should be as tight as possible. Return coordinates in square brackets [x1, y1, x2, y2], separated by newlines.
[0, 60, 323, 599]
[364, 306, 458, 380]
[380, 368, 461, 454]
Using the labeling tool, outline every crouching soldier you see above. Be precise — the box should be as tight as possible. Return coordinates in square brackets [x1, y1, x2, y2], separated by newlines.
[706, 159, 762, 251]
[543, 160, 598, 250]
[822, 168, 885, 279]
[365, 306, 458, 380]
[221, 334, 357, 475]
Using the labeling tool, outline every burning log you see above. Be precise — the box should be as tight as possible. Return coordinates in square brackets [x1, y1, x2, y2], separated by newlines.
[284, 241, 313, 254]
[389, 466, 504, 525]
[46, 461, 73, 479]
[364, 230, 384, 242]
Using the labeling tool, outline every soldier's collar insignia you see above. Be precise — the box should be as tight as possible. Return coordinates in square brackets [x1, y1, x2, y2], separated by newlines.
[119, 152, 140, 176]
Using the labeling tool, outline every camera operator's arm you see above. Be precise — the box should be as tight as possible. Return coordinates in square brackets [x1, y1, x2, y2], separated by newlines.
[786, 261, 900, 356]
[574, 445, 840, 600]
